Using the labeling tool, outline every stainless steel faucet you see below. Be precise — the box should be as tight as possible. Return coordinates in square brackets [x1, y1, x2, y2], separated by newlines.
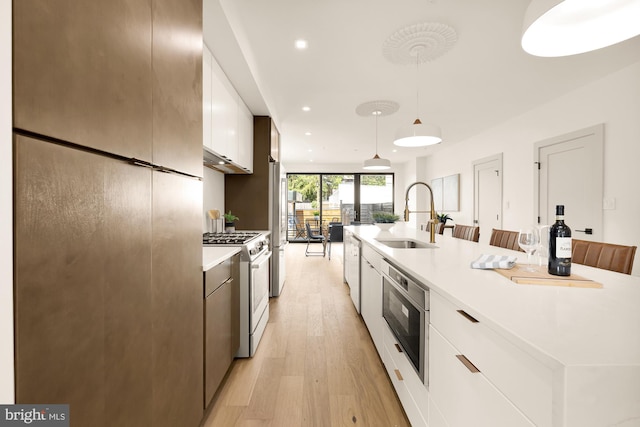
[404, 181, 437, 243]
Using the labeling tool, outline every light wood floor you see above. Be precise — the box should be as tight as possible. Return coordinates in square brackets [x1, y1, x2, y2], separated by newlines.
[202, 242, 410, 427]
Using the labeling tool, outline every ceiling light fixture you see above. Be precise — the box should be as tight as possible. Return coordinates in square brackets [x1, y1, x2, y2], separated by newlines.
[522, 0, 640, 57]
[295, 39, 308, 50]
[356, 100, 398, 170]
[302, 106, 311, 112]
[394, 47, 442, 147]
[363, 110, 391, 170]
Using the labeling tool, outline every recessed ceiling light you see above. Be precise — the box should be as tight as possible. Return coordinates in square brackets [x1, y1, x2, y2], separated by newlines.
[302, 106, 311, 112]
[392, 149, 398, 153]
[305, 132, 312, 136]
[295, 39, 308, 50]
[308, 149, 312, 152]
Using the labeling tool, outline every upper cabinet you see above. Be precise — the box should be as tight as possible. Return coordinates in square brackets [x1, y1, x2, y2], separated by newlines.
[13, 0, 203, 177]
[203, 45, 253, 174]
[151, 0, 203, 177]
[13, 0, 153, 161]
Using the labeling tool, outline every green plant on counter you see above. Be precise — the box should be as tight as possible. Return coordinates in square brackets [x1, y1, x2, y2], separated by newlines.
[437, 212, 452, 224]
[372, 211, 400, 223]
[223, 210, 239, 224]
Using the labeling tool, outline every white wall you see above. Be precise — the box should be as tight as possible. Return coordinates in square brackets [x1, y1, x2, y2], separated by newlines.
[418, 58, 640, 275]
[202, 166, 226, 232]
[1, 0, 14, 403]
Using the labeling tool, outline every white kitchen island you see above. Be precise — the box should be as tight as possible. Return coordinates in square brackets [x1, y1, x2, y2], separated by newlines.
[348, 223, 640, 427]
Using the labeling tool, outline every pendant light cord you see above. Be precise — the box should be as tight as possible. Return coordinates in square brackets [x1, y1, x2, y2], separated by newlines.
[415, 53, 420, 120]
[375, 111, 379, 154]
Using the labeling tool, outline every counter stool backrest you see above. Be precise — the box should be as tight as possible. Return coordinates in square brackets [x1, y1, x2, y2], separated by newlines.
[452, 224, 480, 242]
[489, 228, 523, 252]
[572, 239, 636, 275]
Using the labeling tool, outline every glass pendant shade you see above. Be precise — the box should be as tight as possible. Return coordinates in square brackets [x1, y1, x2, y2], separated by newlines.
[522, 0, 640, 57]
[363, 154, 391, 170]
[393, 118, 442, 147]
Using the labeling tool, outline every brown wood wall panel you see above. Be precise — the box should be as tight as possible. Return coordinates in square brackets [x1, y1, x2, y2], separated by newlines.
[151, 0, 203, 177]
[152, 172, 203, 427]
[14, 136, 153, 426]
[225, 116, 274, 230]
[12, 0, 153, 160]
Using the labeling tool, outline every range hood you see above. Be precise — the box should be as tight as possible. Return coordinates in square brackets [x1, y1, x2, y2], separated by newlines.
[203, 146, 251, 174]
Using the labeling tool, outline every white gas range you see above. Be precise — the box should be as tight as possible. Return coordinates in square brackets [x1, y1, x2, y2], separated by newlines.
[203, 231, 271, 357]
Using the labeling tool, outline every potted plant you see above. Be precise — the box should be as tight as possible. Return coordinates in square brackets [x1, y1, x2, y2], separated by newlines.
[372, 211, 400, 231]
[223, 210, 239, 232]
[312, 210, 320, 220]
[436, 212, 452, 225]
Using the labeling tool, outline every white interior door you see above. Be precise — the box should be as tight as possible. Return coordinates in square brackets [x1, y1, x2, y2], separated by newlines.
[535, 124, 603, 242]
[474, 154, 503, 245]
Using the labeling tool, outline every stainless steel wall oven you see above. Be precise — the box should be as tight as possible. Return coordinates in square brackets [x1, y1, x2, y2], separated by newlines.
[381, 260, 430, 384]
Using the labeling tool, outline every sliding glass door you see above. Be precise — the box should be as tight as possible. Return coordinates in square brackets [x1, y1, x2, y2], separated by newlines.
[287, 173, 394, 241]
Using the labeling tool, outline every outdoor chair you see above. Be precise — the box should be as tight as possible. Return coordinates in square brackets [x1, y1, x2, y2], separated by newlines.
[305, 222, 326, 257]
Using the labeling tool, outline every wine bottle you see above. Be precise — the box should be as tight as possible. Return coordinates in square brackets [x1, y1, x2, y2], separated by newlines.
[548, 205, 571, 276]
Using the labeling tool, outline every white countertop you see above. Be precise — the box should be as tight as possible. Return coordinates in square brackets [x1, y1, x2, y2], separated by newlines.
[347, 223, 640, 368]
[202, 246, 241, 271]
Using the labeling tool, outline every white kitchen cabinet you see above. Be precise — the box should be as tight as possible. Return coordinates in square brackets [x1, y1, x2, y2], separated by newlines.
[210, 57, 238, 163]
[203, 44, 253, 173]
[429, 291, 547, 427]
[343, 231, 361, 313]
[360, 243, 384, 355]
[382, 324, 428, 427]
[236, 99, 253, 173]
[429, 326, 534, 427]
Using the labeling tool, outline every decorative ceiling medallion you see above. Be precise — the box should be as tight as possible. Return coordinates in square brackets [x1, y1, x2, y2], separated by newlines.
[355, 100, 400, 117]
[382, 22, 458, 64]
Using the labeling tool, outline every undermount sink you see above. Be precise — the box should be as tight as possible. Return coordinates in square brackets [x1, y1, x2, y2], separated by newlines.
[375, 239, 437, 249]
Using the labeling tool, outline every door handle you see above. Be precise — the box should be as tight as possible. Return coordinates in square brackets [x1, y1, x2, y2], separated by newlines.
[575, 228, 593, 235]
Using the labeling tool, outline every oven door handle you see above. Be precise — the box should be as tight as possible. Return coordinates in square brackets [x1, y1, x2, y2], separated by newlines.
[251, 251, 272, 268]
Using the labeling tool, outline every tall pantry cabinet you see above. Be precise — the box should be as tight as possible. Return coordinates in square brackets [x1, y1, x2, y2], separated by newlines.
[12, 1, 204, 427]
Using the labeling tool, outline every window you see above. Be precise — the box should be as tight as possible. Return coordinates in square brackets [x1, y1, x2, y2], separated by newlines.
[287, 173, 394, 241]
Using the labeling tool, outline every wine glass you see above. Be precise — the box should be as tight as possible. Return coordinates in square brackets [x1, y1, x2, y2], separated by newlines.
[536, 225, 550, 267]
[518, 227, 540, 272]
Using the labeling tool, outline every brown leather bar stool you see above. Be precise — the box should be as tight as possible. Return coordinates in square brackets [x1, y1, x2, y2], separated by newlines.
[572, 239, 636, 274]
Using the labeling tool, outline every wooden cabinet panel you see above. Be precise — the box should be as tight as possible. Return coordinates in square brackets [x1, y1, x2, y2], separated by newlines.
[205, 281, 233, 407]
[203, 46, 214, 152]
[151, 0, 203, 177]
[152, 172, 203, 427]
[14, 135, 153, 427]
[13, 0, 153, 160]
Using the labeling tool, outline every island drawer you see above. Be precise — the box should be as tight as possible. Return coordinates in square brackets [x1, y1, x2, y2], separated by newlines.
[429, 326, 535, 427]
[430, 291, 553, 427]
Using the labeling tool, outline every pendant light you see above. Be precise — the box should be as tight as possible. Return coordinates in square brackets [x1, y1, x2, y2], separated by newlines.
[393, 47, 442, 147]
[363, 110, 391, 170]
[522, 0, 640, 57]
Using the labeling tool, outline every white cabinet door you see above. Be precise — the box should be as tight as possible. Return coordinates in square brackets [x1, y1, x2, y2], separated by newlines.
[237, 99, 253, 172]
[210, 58, 238, 163]
[360, 246, 384, 355]
[203, 46, 213, 150]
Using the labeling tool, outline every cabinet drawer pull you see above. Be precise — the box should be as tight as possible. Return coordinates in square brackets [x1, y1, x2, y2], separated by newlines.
[457, 309, 479, 323]
[394, 343, 403, 353]
[456, 355, 480, 373]
[394, 369, 404, 381]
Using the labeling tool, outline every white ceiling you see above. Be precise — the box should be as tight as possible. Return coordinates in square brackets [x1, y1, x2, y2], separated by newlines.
[203, 0, 640, 166]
